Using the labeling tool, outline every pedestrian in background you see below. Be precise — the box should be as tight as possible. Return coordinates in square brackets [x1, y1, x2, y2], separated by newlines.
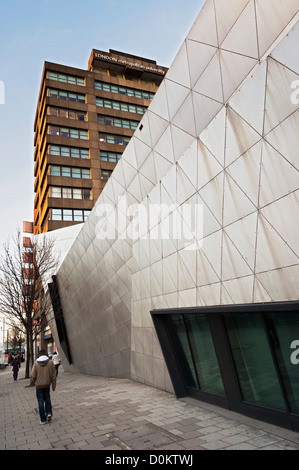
[11, 355, 21, 381]
[31, 350, 56, 425]
[52, 351, 61, 376]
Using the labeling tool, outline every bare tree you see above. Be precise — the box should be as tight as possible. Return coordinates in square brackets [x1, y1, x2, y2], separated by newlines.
[0, 229, 58, 378]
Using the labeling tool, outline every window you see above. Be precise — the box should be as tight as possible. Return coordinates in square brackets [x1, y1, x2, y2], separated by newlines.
[48, 107, 87, 122]
[49, 145, 89, 159]
[49, 208, 91, 221]
[48, 126, 88, 140]
[100, 151, 121, 163]
[52, 209, 62, 221]
[101, 170, 113, 181]
[73, 188, 82, 199]
[62, 187, 72, 198]
[99, 133, 130, 146]
[71, 168, 81, 178]
[48, 89, 86, 103]
[50, 187, 61, 198]
[95, 81, 155, 100]
[48, 72, 85, 86]
[62, 167, 71, 177]
[74, 210, 83, 222]
[50, 166, 89, 179]
[50, 166, 60, 176]
[97, 114, 139, 130]
[81, 169, 90, 179]
[49, 186, 92, 200]
[63, 209, 72, 221]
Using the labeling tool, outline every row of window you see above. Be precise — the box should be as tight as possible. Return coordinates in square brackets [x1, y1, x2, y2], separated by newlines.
[96, 98, 146, 115]
[48, 89, 86, 103]
[49, 145, 121, 163]
[48, 107, 87, 121]
[50, 208, 91, 222]
[98, 115, 138, 130]
[99, 133, 130, 146]
[49, 145, 89, 159]
[47, 72, 85, 87]
[95, 81, 155, 100]
[49, 186, 92, 200]
[49, 165, 90, 179]
[100, 151, 122, 163]
[49, 126, 88, 140]
[93, 68, 159, 86]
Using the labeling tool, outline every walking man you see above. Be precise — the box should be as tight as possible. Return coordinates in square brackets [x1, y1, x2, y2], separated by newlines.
[31, 350, 57, 425]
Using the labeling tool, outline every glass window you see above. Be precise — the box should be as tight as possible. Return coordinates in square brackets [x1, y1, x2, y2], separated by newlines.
[50, 126, 59, 136]
[77, 78, 85, 87]
[63, 209, 72, 221]
[113, 102, 120, 110]
[265, 313, 299, 414]
[223, 313, 286, 411]
[61, 147, 70, 157]
[74, 210, 83, 221]
[78, 112, 86, 122]
[103, 84, 110, 92]
[114, 119, 122, 128]
[185, 314, 225, 396]
[135, 91, 142, 99]
[81, 169, 90, 179]
[79, 130, 88, 140]
[119, 87, 126, 95]
[67, 76, 76, 85]
[68, 93, 77, 102]
[59, 91, 68, 100]
[50, 145, 60, 156]
[71, 148, 79, 158]
[62, 187, 72, 198]
[60, 127, 69, 137]
[48, 72, 58, 81]
[71, 168, 81, 178]
[70, 129, 79, 139]
[169, 315, 199, 389]
[107, 135, 115, 144]
[73, 188, 82, 199]
[68, 111, 76, 120]
[102, 170, 112, 181]
[50, 187, 61, 198]
[78, 95, 85, 103]
[58, 74, 67, 83]
[52, 209, 62, 221]
[80, 149, 89, 159]
[121, 103, 128, 112]
[111, 85, 118, 93]
[61, 167, 71, 177]
[49, 89, 58, 99]
[100, 152, 108, 161]
[51, 166, 60, 176]
[83, 189, 91, 200]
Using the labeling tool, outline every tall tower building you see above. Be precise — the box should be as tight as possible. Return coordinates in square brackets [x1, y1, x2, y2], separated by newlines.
[33, 49, 168, 234]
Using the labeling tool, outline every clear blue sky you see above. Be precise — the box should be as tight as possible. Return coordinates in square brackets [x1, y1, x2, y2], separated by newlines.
[0, 0, 204, 251]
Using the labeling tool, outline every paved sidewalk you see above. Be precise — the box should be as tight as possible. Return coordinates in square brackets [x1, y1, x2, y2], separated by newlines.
[1, 365, 299, 451]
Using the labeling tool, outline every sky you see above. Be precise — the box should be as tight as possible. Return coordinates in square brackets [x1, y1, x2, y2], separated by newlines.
[0, 0, 205, 254]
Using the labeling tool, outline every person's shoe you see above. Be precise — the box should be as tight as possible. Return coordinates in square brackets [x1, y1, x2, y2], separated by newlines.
[40, 421, 47, 425]
[47, 414, 52, 422]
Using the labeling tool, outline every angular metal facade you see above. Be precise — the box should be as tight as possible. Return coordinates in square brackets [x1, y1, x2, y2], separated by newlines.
[53, 0, 299, 404]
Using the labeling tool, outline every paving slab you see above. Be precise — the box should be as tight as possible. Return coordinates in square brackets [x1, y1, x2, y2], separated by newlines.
[1, 365, 299, 455]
